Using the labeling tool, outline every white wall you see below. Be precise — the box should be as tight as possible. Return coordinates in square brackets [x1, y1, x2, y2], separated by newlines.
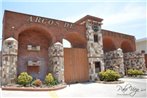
[136, 38, 147, 53]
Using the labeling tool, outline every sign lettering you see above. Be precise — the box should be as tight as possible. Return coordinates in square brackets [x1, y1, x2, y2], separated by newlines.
[28, 16, 33, 22]
[48, 20, 54, 25]
[28, 16, 73, 28]
[35, 17, 41, 23]
[64, 23, 72, 28]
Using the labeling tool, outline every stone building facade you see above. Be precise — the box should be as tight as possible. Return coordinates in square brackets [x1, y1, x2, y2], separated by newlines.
[86, 20, 105, 81]
[124, 52, 146, 71]
[48, 42, 64, 83]
[1, 37, 18, 85]
[1, 10, 146, 85]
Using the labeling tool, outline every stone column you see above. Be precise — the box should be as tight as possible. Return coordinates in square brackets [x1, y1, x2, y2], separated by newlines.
[2, 37, 18, 85]
[86, 21, 104, 81]
[48, 42, 64, 83]
[104, 48, 125, 76]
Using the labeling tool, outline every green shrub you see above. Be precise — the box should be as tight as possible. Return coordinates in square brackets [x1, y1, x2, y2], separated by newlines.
[32, 79, 42, 87]
[45, 73, 58, 86]
[127, 69, 144, 77]
[127, 69, 134, 75]
[98, 69, 121, 81]
[99, 71, 105, 81]
[17, 72, 32, 86]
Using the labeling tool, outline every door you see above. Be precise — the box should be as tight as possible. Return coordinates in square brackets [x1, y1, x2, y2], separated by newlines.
[95, 62, 101, 73]
[64, 48, 89, 84]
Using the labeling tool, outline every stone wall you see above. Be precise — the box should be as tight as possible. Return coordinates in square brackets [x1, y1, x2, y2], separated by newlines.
[48, 42, 64, 83]
[86, 21, 104, 81]
[104, 48, 125, 76]
[144, 54, 147, 69]
[124, 52, 146, 72]
[2, 37, 18, 85]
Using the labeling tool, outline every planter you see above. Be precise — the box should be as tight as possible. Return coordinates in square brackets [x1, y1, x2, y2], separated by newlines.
[2, 84, 67, 91]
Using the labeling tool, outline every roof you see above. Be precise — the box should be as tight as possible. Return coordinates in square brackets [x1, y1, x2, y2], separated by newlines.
[75, 15, 103, 24]
[5, 37, 17, 41]
[136, 37, 147, 42]
[102, 29, 135, 38]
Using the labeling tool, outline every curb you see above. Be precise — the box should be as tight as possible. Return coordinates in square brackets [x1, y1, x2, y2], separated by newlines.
[96, 80, 125, 84]
[2, 85, 67, 91]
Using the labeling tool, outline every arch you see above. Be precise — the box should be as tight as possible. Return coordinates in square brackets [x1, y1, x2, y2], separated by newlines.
[63, 39, 72, 48]
[17, 26, 53, 80]
[103, 37, 116, 52]
[15, 23, 54, 41]
[121, 41, 133, 53]
[64, 32, 87, 48]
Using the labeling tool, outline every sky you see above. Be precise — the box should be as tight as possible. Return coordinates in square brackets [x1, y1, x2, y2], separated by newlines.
[0, 0, 146, 49]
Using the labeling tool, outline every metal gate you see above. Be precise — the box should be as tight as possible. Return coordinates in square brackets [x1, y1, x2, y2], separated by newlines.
[64, 48, 89, 84]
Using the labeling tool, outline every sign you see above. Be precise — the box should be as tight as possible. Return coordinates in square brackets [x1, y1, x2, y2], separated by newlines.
[28, 16, 73, 28]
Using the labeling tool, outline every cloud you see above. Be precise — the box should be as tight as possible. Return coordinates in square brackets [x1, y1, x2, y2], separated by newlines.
[62, 2, 146, 40]
[2, 0, 147, 3]
[63, 2, 146, 27]
[103, 3, 146, 27]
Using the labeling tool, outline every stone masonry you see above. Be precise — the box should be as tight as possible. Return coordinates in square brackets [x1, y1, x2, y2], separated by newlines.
[86, 21, 105, 81]
[48, 42, 64, 83]
[2, 37, 18, 85]
[1, 11, 146, 84]
[124, 52, 146, 72]
[104, 48, 125, 76]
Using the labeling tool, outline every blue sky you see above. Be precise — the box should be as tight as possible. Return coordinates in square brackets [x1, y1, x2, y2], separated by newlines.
[0, 0, 146, 49]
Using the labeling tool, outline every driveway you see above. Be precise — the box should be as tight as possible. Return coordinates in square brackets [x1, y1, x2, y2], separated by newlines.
[1, 78, 147, 98]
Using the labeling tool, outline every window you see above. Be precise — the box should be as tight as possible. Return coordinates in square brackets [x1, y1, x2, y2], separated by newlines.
[141, 50, 145, 53]
[95, 62, 101, 73]
[27, 45, 40, 51]
[94, 34, 98, 42]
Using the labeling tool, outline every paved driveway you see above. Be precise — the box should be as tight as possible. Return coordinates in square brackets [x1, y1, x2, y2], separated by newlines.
[1, 78, 147, 98]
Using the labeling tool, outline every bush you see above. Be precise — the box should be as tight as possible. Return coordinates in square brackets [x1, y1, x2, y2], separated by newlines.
[17, 72, 32, 86]
[45, 73, 58, 86]
[32, 79, 42, 87]
[127, 69, 144, 77]
[99, 69, 121, 81]
[99, 71, 105, 81]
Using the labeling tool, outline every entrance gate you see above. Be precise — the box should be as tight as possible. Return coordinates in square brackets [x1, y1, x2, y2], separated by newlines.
[64, 48, 89, 84]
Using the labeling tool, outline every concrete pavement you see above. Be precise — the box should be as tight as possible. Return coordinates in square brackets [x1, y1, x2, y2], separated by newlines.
[1, 78, 147, 98]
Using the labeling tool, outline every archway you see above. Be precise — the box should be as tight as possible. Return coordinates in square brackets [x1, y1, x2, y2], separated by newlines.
[103, 37, 116, 52]
[64, 33, 87, 48]
[121, 41, 133, 53]
[17, 27, 52, 80]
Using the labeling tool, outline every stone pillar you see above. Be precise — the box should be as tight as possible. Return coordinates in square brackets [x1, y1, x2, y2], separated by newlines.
[86, 21, 104, 81]
[104, 48, 125, 76]
[48, 42, 64, 83]
[2, 37, 18, 85]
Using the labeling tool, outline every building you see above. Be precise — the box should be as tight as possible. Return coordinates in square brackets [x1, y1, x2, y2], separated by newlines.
[136, 38, 147, 68]
[1, 10, 146, 85]
[136, 38, 147, 53]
